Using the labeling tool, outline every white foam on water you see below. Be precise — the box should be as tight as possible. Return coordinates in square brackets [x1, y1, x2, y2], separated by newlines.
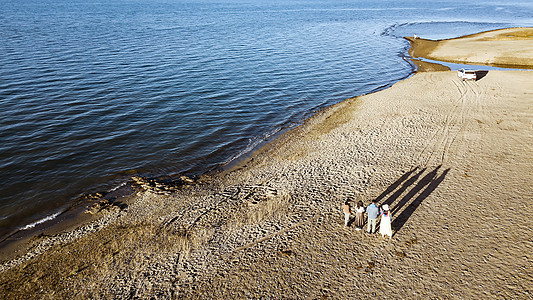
[110, 182, 126, 192]
[21, 212, 62, 231]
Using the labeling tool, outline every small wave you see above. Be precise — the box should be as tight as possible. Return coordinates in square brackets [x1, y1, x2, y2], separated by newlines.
[224, 126, 284, 166]
[110, 182, 126, 192]
[380, 22, 408, 36]
[150, 23, 216, 31]
[381, 21, 512, 39]
[21, 212, 62, 231]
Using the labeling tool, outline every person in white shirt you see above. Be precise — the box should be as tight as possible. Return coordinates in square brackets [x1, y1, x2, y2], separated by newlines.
[379, 204, 393, 238]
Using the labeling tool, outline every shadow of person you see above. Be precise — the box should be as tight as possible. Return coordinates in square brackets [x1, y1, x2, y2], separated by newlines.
[347, 216, 356, 227]
[376, 167, 420, 206]
[390, 166, 440, 215]
[475, 70, 489, 81]
[392, 167, 450, 237]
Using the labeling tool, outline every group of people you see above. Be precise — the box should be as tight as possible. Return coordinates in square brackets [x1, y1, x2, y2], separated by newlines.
[342, 199, 392, 239]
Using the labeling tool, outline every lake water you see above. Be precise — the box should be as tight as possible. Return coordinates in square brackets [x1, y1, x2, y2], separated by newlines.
[1, 0, 532, 241]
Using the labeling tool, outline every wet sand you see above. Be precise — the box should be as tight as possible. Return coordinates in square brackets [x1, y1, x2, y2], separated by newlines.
[1, 28, 532, 299]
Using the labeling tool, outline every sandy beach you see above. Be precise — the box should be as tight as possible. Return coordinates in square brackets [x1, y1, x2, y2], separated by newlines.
[1, 28, 532, 299]
[407, 27, 533, 68]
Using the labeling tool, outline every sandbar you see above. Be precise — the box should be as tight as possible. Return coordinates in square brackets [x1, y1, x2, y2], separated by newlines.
[407, 27, 533, 68]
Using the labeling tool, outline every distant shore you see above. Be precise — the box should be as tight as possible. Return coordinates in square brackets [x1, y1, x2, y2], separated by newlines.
[406, 27, 533, 69]
[1, 28, 532, 299]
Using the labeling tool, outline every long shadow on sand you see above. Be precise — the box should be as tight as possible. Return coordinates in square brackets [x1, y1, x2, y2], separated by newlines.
[374, 167, 419, 204]
[381, 167, 425, 208]
[392, 166, 450, 236]
[390, 166, 442, 215]
[373, 165, 450, 236]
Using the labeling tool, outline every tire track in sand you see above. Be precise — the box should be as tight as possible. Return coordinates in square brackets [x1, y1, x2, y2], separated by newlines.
[417, 73, 486, 168]
[443, 78, 486, 165]
[416, 74, 467, 168]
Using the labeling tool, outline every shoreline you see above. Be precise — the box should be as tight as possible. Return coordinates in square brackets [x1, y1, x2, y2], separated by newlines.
[0, 44, 414, 256]
[1, 28, 532, 298]
[10, 25, 522, 254]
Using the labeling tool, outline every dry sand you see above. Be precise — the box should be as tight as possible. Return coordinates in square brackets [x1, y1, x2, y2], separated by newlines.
[1, 29, 532, 299]
[407, 27, 533, 68]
